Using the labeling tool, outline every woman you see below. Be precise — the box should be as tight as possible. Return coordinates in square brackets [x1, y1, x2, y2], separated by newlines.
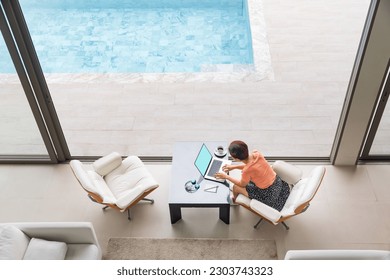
[214, 140, 290, 211]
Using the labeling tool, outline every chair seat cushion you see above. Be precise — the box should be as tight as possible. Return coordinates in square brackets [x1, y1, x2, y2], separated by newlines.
[23, 238, 68, 260]
[105, 156, 158, 199]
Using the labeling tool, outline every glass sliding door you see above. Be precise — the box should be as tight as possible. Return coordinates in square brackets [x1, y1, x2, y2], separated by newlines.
[0, 7, 49, 159]
[370, 103, 390, 156]
[361, 63, 390, 160]
[17, 0, 371, 159]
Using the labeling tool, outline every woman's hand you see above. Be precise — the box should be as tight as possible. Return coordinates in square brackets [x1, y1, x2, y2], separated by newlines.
[222, 164, 234, 173]
[214, 172, 228, 180]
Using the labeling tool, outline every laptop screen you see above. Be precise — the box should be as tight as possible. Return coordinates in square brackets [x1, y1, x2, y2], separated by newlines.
[194, 144, 212, 177]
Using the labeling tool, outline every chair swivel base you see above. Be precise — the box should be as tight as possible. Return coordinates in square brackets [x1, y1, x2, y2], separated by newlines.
[142, 198, 154, 204]
[102, 198, 155, 220]
[254, 218, 289, 230]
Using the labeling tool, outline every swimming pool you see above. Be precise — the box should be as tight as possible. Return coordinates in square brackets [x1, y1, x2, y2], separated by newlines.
[1, 0, 254, 73]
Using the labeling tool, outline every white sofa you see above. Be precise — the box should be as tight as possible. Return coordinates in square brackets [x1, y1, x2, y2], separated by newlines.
[0, 222, 102, 260]
[284, 250, 390, 260]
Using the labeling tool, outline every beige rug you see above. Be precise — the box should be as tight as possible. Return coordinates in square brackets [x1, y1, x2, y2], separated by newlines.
[103, 237, 277, 260]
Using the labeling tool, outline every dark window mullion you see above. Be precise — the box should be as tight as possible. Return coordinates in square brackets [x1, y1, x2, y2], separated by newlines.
[3, 0, 71, 161]
[0, 2, 56, 162]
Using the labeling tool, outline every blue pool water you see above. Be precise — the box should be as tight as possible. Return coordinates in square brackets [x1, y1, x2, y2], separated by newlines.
[1, 0, 253, 73]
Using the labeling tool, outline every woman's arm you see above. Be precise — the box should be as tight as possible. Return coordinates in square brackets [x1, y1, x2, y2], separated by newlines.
[233, 164, 245, 170]
[222, 163, 245, 172]
[214, 172, 248, 188]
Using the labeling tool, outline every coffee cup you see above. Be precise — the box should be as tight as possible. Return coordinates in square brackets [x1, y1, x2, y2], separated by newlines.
[217, 146, 224, 155]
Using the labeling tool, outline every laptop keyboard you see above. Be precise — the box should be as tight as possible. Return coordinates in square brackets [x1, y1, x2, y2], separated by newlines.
[207, 160, 223, 177]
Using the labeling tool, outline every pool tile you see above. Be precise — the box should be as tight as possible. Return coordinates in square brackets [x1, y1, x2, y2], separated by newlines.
[2, 2, 254, 74]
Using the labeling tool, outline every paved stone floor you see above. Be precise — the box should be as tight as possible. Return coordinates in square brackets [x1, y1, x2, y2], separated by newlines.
[0, 162, 389, 259]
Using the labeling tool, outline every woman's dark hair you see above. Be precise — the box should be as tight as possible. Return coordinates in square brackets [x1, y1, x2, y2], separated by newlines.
[228, 140, 249, 160]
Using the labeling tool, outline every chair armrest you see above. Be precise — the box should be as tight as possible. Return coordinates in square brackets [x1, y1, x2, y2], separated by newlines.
[250, 199, 282, 224]
[93, 152, 122, 176]
[70, 160, 95, 193]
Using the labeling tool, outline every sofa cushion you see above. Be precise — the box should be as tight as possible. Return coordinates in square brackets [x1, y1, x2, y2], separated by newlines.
[0, 225, 30, 260]
[23, 238, 68, 260]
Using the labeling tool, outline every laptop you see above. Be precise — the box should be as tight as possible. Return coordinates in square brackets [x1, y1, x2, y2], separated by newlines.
[194, 143, 231, 183]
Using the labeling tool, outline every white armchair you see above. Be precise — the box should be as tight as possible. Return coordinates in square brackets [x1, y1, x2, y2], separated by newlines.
[235, 161, 326, 229]
[0, 222, 101, 260]
[70, 152, 159, 220]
